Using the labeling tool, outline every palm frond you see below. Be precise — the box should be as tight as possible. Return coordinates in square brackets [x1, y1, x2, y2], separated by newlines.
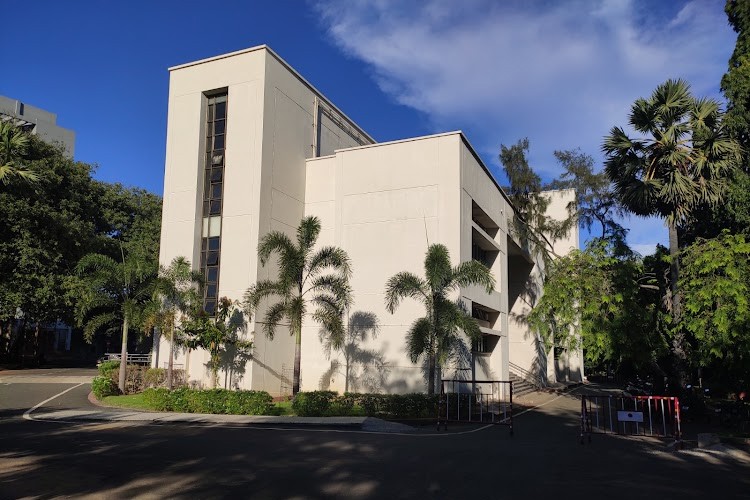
[450, 260, 495, 293]
[405, 317, 432, 363]
[384, 272, 427, 313]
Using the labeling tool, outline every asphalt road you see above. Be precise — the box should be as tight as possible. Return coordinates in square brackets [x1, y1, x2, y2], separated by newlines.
[1, 370, 749, 499]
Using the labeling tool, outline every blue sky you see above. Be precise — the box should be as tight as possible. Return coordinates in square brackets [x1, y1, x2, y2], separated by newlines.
[1, 0, 736, 254]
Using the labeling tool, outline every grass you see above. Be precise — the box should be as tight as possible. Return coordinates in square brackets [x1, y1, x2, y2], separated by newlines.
[101, 393, 154, 411]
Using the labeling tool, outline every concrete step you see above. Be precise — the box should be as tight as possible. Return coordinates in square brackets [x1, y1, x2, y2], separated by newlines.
[509, 372, 540, 398]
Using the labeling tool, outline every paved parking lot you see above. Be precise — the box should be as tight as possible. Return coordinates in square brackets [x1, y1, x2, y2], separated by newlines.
[1, 370, 749, 499]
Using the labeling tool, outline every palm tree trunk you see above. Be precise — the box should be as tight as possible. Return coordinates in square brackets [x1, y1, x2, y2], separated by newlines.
[668, 221, 687, 388]
[293, 325, 302, 396]
[167, 323, 174, 390]
[118, 316, 129, 393]
[428, 354, 436, 395]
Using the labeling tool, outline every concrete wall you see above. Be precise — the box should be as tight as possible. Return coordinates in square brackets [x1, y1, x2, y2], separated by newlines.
[0, 95, 76, 156]
[157, 46, 373, 394]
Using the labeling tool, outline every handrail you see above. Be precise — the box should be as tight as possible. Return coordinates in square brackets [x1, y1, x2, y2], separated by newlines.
[103, 353, 152, 365]
[509, 361, 545, 388]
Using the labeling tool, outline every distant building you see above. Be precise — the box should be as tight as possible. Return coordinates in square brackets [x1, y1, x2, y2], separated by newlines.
[0, 95, 75, 157]
[155, 45, 583, 395]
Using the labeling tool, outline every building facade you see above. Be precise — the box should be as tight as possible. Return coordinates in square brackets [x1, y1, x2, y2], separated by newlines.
[0, 95, 76, 156]
[155, 45, 583, 395]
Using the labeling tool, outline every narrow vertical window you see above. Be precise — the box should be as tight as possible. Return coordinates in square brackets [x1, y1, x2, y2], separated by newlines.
[200, 93, 227, 315]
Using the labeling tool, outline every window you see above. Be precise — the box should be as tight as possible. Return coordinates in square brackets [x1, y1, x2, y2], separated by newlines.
[199, 92, 228, 315]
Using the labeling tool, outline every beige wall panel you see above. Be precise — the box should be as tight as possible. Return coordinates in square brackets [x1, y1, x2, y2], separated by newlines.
[163, 94, 203, 194]
[218, 214, 255, 298]
[166, 190, 197, 223]
[305, 201, 336, 231]
[305, 157, 336, 203]
[250, 324, 297, 397]
[270, 88, 310, 203]
[158, 220, 196, 264]
[341, 140, 439, 194]
[342, 186, 438, 226]
[271, 188, 305, 229]
[170, 50, 266, 97]
[222, 81, 261, 218]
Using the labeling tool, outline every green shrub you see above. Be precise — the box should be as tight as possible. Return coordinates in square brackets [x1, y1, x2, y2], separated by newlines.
[144, 368, 166, 388]
[92, 375, 119, 399]
[292, 391, 338, 416]
[140, 387, 273, 415]
[142, 388, 170, 410]
[98, 360, 120, 378]
[349, 393, 438, 418]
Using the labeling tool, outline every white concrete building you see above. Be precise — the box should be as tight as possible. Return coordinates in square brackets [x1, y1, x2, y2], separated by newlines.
[155, 45, 583, 396]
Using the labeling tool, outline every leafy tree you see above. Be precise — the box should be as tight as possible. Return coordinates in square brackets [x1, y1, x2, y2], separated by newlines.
[528, 239, 668, 381]
[75, 252, 157, 392]
[0, 139, 100, 359]
[385, 244, 495, 395]
[547, 149, 625, 242]
[243, 216, 352, 396]
[182, 297, 252, 389]
[0, 122, 39, 187]
[144, 257, 203, 389]
[723, 0, 750, 154]
[679, 231, 750, 383]
[499, 139, 573, 264]
[602, 79, 741, 383]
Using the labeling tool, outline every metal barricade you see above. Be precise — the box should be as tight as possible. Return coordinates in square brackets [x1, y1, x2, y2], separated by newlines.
[580, 394, 681, 446]
[103, 353, 152, 366]
[438, 379, 513, 435]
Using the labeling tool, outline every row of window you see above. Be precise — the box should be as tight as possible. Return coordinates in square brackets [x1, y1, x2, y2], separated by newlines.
[200, 93, 227, 315]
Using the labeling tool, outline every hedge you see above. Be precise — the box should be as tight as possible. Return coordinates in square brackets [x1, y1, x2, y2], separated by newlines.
[292, 391, 438, 418]
[92, 376, 119, 399]
[141, 388, 274, 415]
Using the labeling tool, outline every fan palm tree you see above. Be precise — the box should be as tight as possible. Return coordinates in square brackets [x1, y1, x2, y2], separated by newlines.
[243, 216, 352, 396]
[144, 256, 203, 389]
[602, 79, 741, 381]
[0, 122, 39, 186]
[76, 251, 157, 392]
[385, 244, 496, 395]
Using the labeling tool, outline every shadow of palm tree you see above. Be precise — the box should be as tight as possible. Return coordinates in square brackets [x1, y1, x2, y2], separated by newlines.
[319, 311, 390, 393]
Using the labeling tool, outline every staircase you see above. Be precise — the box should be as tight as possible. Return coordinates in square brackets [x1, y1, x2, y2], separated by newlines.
[509, 371, 540, 398]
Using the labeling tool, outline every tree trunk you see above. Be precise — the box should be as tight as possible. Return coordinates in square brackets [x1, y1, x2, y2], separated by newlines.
[167, 323, 174, 390]
[427, 353, 436, 395]
[118, 316, 129, 394]
[668, 222, 687, 388]
[292, 325, 302, 396]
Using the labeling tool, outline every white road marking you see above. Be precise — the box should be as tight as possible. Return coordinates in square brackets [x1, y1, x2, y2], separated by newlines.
[23, 383, 85, 421]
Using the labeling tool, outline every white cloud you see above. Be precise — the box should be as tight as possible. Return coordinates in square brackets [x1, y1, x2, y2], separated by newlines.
[313, 0, 735, 249]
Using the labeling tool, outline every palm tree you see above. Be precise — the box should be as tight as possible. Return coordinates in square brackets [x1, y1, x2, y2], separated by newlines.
[602, 79, 741, 381]
[385, 244, 496, 395]
[144, 256, 203, 389]
[76, 251, 156, 393]
[243, 216, 352, 396]
[0, 122, 39, 186]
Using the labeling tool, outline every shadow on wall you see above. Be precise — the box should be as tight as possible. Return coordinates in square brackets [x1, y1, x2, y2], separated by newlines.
[318, 311, 390, 393]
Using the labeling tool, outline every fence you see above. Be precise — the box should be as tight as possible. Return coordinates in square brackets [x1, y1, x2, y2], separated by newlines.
[102, 353, 152, 366]
[580, 394, 681, 446]
[438, 379, 513, 435]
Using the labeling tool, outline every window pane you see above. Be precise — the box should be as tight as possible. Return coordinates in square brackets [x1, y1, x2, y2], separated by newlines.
[207, 284, 217, 298]
[214, 120, 225, 135]
[204, 299, 216, 316]
[207, 104, 214, 122]
[210, 200, 221, 215]
[208, 236, 220, 251]
[212, 153, 224, 166]
[207, 251, 219, 266]
[208, 216, 221, 237]
[215, 101, 226, 119]
[211, 183, 222, 199]
[202, 201, 209, 214]
[200, 252, 206, 268]
[211, 167, 223, 182]
[213, 134, 224, 150]
[207, 267, 218, 282]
